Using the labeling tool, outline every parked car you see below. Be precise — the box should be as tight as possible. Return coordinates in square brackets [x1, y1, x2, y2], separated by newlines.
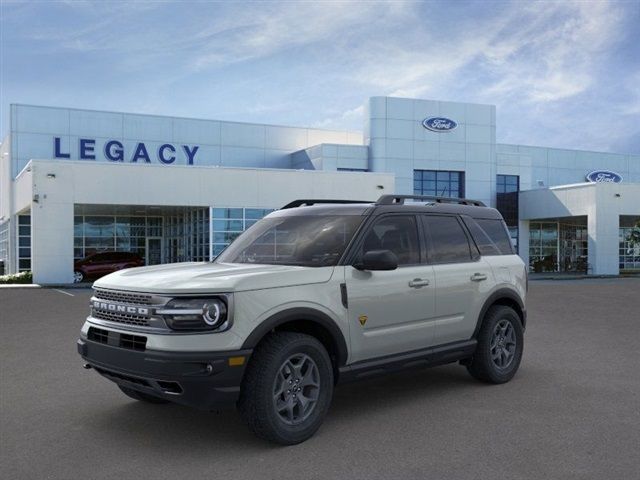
[74, 251, 144, 283]
[77, 195, 527, 444]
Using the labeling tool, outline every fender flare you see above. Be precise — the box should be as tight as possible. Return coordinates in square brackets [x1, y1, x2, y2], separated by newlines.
[472, 288, 526, 338]
[241, 307, 349, 366]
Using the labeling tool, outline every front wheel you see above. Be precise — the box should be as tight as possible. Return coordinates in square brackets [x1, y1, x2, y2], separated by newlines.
[467, 305, 524, 384]
[73, 270, 84, 283]
[238, 332, 334, 445]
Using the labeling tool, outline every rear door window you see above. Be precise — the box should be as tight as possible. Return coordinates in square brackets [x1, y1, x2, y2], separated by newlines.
[422, 215, 473, 264]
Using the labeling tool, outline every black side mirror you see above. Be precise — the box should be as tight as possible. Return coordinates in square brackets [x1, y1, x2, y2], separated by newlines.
[354, 250, 398, 271]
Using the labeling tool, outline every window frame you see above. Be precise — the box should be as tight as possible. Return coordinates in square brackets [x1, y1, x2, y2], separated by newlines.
[413, 169, 465, 198]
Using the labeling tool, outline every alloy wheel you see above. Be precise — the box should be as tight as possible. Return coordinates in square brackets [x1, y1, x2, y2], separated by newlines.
[272, 353, 320, 425]
[490, 319, 517, 369]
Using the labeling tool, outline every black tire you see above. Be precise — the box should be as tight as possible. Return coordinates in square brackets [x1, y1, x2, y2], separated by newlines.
[238, 332, 334, 445]
[118, 385, 170, 404]
[467, 305, 524, 384]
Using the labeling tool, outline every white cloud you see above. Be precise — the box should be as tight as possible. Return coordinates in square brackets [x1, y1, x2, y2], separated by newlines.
[314, 0, 635, 150]
[314, 104, 364, 129]
[188, 1, 413, 70]
[479, 0, 624, 103]
[3, 0, 637, 152]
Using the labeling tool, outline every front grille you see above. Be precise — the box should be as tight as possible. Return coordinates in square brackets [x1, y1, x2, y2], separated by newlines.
[93, 288, 153, 305]
[120, 333, 147, 351]
[87, 327, 147, 351]
[87, 326, 109, 344]
[92, 309, 150, 327]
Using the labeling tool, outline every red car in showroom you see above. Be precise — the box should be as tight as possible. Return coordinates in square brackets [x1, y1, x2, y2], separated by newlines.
[74, 252, 144, 283]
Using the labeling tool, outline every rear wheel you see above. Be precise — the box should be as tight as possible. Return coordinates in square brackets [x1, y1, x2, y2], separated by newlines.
[467, 305, 523, 384]
[73, 271, 84, 283]
[238, 332, 334, 445]
[118, 385, 169, 404]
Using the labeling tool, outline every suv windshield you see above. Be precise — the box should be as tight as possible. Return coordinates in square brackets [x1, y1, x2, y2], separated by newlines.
[216, 215, 364, 267]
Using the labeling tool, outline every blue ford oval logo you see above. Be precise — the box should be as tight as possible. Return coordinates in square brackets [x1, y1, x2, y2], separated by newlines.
[585, 170, 623, 183]
[422, 117, 457, 132]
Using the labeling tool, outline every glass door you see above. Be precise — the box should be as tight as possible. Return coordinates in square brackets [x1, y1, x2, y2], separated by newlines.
[559, 224, 588, 272]
[146, 237, 163, 265]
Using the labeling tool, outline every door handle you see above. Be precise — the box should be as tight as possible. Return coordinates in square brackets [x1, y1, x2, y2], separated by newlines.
[470, 273, 488, 282]
[409, 278, 430, 288]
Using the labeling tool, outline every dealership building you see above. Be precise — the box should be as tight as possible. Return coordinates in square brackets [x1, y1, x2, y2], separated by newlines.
[1, 97, 639, 284]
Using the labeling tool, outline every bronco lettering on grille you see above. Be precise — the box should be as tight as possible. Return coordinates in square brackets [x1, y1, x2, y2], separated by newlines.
[92, 300, 149, 316]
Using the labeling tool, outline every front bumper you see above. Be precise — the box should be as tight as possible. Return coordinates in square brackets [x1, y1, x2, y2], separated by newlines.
[77, 337, 252, 410]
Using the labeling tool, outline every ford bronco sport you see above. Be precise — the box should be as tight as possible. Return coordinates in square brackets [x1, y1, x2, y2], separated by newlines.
[77, 194, 527, 444]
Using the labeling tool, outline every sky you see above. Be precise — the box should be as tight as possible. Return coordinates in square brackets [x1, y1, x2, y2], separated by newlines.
[1, 0, 639, 153]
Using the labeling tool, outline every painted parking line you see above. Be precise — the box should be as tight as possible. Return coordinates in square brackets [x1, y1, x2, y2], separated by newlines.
[53, 289, 75, 297]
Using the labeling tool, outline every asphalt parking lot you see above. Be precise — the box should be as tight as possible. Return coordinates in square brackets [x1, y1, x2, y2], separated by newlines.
[1, 279, 639, 480]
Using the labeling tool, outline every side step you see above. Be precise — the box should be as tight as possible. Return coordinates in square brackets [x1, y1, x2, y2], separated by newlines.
[338, 339, 476, 383]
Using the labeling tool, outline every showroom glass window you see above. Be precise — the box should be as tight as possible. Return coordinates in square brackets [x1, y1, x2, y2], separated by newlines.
[496, 175, 519, 251]
[619, 217, 640, 272]
[0, 220, 8, 274]
[413, 170, 465, 198]
[74, 215, 161, 262]
[18, 215, 31, 272]
[211, 208, 274, 257]
[528, 222, 557, 272]
[529, 220, 589, 273]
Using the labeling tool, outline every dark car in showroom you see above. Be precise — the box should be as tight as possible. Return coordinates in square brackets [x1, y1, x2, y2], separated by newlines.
[74, 252, 144, 283]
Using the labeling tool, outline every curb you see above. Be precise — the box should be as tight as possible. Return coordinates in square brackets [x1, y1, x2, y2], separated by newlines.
[0, 284, 42, 289]
[0, 284, 93, 289]
[529, 275, 635, 281]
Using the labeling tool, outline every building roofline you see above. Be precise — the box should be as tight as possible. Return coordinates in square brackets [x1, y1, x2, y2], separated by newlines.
[371, 95, 495, 109]
[19, 158, 391, 176]
[9, 103, 362, 137]
[497, 142, 640, 158]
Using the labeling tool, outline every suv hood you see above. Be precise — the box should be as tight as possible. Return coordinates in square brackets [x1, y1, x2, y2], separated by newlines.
[93, 262, 335, 294]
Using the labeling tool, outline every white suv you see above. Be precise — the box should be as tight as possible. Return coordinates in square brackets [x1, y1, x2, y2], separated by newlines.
[78, 195, 527, 444]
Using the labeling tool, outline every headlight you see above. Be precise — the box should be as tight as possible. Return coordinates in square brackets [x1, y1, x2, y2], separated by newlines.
[157, 297, 230, 332]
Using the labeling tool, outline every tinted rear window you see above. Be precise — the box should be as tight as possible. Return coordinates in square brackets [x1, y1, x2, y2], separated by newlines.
[469, 218, 514, 255]
[422, 215, 472, 264]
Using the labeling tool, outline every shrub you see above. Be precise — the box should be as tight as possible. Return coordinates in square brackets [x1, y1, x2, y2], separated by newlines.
[0, 271, 33, 284]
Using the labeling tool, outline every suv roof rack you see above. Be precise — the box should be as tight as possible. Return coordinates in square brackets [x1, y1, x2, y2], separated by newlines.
[281, 199, 372, 209]
[376, 194, 486, 207]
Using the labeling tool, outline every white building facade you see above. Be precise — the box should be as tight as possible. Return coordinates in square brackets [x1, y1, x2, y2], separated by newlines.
[1, 97, 638, 284]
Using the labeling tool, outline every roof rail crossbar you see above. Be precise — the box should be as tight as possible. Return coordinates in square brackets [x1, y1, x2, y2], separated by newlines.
[281, 199, 372, 209]
[376, 195, 486, 207]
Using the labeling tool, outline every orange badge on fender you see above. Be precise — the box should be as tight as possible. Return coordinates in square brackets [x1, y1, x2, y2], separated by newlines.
[358, 315, 368, 326]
